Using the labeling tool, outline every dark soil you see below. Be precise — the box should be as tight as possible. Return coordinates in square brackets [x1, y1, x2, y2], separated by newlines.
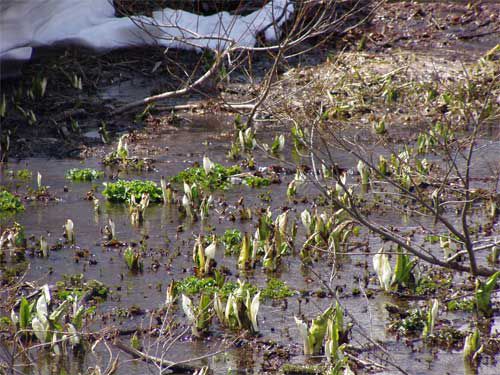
[362, 1, 500, 58]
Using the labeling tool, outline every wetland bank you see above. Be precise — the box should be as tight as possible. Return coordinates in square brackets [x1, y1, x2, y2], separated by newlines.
[1, 1, 499, 374]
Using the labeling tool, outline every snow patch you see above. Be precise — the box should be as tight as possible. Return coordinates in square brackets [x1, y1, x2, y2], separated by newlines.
[0, 0, 293, 61]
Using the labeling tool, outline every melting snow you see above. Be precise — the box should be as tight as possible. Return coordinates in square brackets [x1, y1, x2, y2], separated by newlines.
[0, 0, 293, 61]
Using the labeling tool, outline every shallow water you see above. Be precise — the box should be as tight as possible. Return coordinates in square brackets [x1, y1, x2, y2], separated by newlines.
[1, 116, 499, 374]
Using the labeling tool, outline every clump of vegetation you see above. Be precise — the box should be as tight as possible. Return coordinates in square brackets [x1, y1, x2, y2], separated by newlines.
[244, 175, 271, 188]
[415, 276, 447, 296]
[102, 134, 154, 171]
[388, 307, 425, 336]
[124, 246, 143, 272]
[0, 190, 24, 212]
[175, 276, 221, 296]
[221, 229, 243, 255]
[102, 180, 162, 203]
[10, 284, 92, 354]
[56, 275, 109, 302]
[233, 210, 295, 272]
[129, 193, 150, 226]
[56, 273, 111, 301]
[174, 275, 257, 299]
[192, 235, 218, 276]
[261, 278, 296, 299]
[0, 222, 27, 261]
[177, 274, 296, 301]
[463, 329, 482, 364]
[171, 162, 241, 190]
[24, 172, 56, 202]
[294, 302, 351, 366]
[373, 247, 417, 292]
[427, 326, 465, 350]
[10, 169, 32, 180]
[178, 272, 293, 336]
[213, 281, 261, 333]
[299, 208, 356, 264]
[170, 157, 273, 195]
[447, 299, 475, 312]
[181, 293, 212, 337]
[65, 168, 103, 181]
[475, 271, 500, 317]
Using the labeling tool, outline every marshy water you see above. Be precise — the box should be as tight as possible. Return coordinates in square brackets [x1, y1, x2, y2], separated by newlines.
[1, 113, 499, 374]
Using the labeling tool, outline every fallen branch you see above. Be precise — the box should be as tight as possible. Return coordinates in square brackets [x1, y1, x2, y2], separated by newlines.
[113, 339, 201, 374]
[154, 102, 255, 113]
[457, 30, 499, 40]
[112, 47, 231, 115]
[12, 283, 54, 308]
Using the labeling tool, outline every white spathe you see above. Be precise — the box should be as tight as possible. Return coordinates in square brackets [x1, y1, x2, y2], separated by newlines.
[203, 155, 215, 174]
[0, 0, 293, 61]
[373, 248, 392, 292]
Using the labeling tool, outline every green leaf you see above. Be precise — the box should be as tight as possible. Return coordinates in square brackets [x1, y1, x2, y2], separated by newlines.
[476, 271, 500, 316]
[309, 306, 334, 355]
[463, 329, 481, 361]
[238, 233, 251, 270]
[197, 293, 211, 332]
[19, 297, 31, 330]
[49, 300, 69, 324]
[392, 248, 416, 288]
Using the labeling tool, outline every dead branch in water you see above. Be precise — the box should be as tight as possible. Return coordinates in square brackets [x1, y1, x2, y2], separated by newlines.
[114, 339, 201, 373]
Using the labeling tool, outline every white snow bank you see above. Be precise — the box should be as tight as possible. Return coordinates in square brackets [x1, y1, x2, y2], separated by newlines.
[0, 0, 293, 61]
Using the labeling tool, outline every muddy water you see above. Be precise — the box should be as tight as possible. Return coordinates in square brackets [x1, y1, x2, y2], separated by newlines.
[1, 117, 499, 374]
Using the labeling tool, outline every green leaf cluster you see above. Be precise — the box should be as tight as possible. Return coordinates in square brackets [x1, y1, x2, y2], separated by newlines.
[0, 190, 24, 212]
[389, 308, 425, 335]
[175, 276, 257, 299]
[175, 275, 295, 301]
[447, 299, 474, 312]
[124, 247, 143, 272]
[65, 168, 104, 181]
[15, 169, 32, 180]
[221, 229, 243, 255]
[171, 163, 241, 190]
[261, 278, 296, 299]
[391, 248, 417, 289]
[102, 180, 162, 203]
[244, 176, 271, 188]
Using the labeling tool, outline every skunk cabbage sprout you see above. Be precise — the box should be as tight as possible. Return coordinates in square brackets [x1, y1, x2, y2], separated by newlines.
[373, 248, 392, 291]
[65, 219, 74, 244]
[203, 155, 215, 174]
